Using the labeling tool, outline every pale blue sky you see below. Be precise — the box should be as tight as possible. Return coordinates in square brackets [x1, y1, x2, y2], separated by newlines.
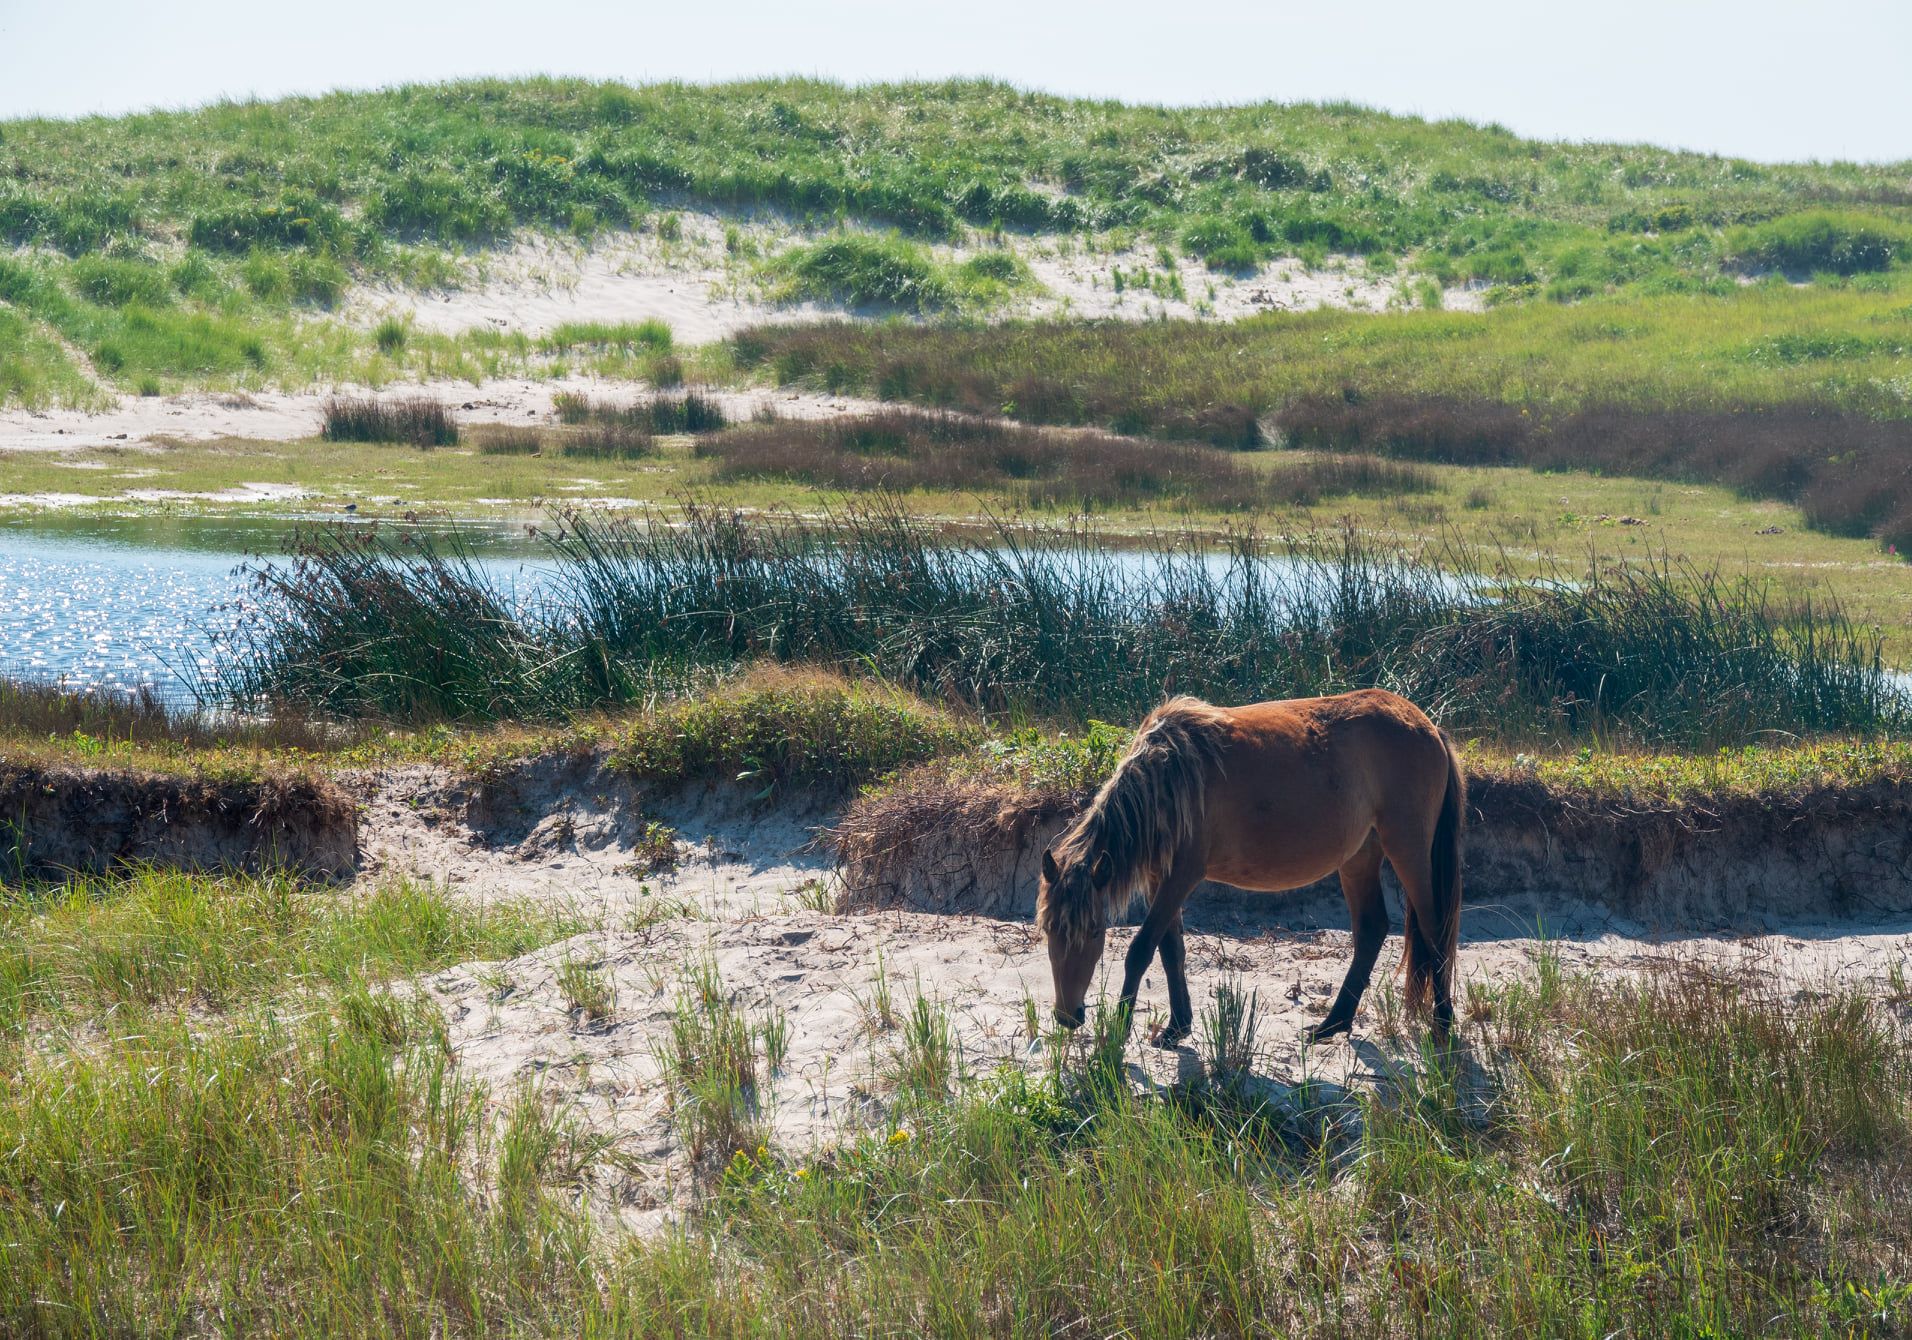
[1, 0, 1907, 164]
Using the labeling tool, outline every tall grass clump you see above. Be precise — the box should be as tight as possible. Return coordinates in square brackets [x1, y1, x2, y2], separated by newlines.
[1725, 211, 1912, 276]
[472, 423, 544, 455]
[542, 318, 672, 352]
[561, 419, 653, 459]
[208, 524, 559, 721]
[216, 502, 1904, 745]
[320, 395, 458, 447]
[770, 233, 951, 311]
[553, 390, 725, 435]
[662, 958, 767, 1163]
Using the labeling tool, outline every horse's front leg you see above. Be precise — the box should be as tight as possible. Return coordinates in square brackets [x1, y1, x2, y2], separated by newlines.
[1152, 918, 1193, 1049]
[1116, 856, 1203, 1044]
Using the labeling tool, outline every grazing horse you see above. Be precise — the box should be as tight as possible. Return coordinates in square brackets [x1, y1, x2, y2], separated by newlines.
[1037, 689, 1464, 1046]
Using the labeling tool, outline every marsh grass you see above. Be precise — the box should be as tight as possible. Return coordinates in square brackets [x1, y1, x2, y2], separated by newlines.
[321, 394, 458, 447]
[0, 676, 346, 752]
[698, 407, 1432, 509]
[560, 418, 653, 459]
[1277, 392, 1912, 551]
[553, 389, 726, 435]
[218, 502, 1906, 746]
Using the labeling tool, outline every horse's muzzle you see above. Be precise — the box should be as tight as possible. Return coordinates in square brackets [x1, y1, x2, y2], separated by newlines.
[1053, 1005, 1086, 1029]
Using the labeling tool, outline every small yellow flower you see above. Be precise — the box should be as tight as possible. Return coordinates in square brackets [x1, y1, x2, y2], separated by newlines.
[796, 1167, 809, 1179]
[888, 1128, 913, 1147]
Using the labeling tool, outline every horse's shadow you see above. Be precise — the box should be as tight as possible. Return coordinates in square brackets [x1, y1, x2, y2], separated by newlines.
[1134, 1030, 1501, 1162]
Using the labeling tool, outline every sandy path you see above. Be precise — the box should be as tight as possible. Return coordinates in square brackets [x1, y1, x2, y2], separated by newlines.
[359, 767, 1912, 1231]
[0, 381, 896, 459]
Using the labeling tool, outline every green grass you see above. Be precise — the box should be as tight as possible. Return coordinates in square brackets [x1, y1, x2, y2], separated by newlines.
[764, 233, 1038, 313]
[598, 666, 979, 796]
[735, 272, 1912, 428]
[0, 868, 585, 1037]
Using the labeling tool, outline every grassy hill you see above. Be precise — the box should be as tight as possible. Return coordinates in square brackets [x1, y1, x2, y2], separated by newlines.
[2, 77, 1911, 406]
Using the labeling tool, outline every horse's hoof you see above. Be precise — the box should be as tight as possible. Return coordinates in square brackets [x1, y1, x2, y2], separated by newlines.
[1148, 1024, 1191, 1050]
[1302, 1016, 1352, 1044]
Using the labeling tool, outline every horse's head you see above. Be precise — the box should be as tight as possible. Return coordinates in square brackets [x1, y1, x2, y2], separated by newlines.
[1038, 844, 1112, 1029]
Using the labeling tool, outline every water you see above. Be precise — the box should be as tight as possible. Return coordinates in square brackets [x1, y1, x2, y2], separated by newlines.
[0, 515, 556, 706]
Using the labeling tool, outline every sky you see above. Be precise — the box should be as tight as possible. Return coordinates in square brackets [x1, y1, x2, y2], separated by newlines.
[1, 0, 1908, 164]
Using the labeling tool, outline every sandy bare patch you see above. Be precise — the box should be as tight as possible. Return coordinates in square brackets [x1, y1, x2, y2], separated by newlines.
[358, 758, 1912, 1230]
[407, 903, 1912, 1232]
[354, 224, 845, 344]
[351, 764, 836, 925]
[349, 217, 1485, 341]
[0, 381, 892, 460]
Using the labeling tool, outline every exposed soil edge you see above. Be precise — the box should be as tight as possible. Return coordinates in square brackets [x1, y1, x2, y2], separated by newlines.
[832, 768, 1912, 929]
[0, 761, 358, 881]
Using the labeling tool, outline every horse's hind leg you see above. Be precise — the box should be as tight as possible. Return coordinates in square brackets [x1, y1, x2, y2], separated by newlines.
[1151, 914, 1192, 1049]
[1304, 831, 1388, 1043]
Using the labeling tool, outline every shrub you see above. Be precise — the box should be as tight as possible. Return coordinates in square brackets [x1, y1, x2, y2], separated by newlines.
[1182, 217, 1260, 270]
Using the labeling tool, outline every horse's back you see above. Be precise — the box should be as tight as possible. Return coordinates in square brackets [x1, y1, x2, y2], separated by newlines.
[1196, 689, 1453, 890]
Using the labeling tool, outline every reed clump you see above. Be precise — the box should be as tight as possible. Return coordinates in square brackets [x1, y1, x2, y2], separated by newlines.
[319, 395, 458, 447]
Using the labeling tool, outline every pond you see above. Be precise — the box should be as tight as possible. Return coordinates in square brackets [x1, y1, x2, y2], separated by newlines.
[0, 514, 557, 706]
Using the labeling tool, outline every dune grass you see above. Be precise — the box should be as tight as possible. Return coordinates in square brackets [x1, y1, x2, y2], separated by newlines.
[2, 76, 1909, 404]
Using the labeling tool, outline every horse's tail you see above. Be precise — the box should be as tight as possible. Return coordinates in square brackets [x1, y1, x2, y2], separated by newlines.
[1403, 732, 1465, 1018]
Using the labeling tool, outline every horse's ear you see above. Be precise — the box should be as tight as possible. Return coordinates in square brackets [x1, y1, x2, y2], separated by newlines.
[1041, 847, 1060, 885]
[1090, 850, 1112, 887]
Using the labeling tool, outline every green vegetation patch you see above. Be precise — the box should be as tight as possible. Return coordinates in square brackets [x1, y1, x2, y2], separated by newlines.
[1726, 211, 1912, 276]
[767, 233, 955, 311]
[599, 667, 978, 795]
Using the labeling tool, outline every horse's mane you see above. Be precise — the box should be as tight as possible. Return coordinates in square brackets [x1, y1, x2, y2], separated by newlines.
[1037, 696, 1227, 946]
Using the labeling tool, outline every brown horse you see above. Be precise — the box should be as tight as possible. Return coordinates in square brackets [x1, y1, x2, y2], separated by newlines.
[1037, 689, 1464, 1047]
